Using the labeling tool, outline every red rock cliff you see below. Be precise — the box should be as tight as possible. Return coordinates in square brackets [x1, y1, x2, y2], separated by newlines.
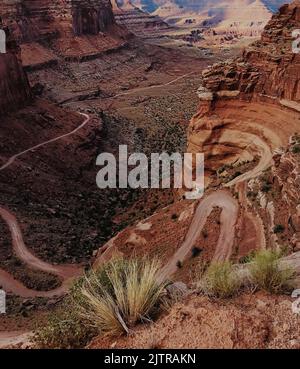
[0, 0, 129, 65]
[197, 1, 300, 113]
[0, 23, 31, 115]
[189, 1, 300, 180]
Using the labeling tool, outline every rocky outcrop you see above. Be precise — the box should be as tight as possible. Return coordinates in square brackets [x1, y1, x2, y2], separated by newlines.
[113, 0, 171, 38]
[0, 23, 31, 116]
[187, 2, 300, 254]
[0, 0, 129, 66]
[1, 0, 120, 40]
[71, 0, 117, 35]
[197, 2, 300, 107]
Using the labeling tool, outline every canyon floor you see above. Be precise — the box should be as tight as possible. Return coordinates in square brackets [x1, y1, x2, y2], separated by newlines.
[0, 40, 236, 339]
[0, 0, 300, 348]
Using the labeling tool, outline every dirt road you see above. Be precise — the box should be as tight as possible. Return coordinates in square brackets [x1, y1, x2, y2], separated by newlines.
[0, 113, 90, 171]
[0, 113, 89, 297]
[159, 190, 239, 281]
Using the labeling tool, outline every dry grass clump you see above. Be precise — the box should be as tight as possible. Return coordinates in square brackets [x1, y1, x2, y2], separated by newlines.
[72, 257, 167, 336]
[249, 249, 295, 294]
[197, 261, 241, 299]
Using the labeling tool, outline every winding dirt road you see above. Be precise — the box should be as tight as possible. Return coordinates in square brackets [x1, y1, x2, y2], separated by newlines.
[0, 113, 90, 171]
[0, 113, 89, 297]
[112, 72, 195, 99]
[159, 190, 239, 281]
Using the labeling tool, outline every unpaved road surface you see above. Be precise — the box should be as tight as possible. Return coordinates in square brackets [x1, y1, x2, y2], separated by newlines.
[0, 331, 32, 349]
[159, 190, 239, 281]
[0, 113, 90, 171]
[0, 113, 89, 297]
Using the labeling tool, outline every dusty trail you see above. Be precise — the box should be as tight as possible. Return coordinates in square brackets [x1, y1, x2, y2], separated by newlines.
[159, 190, 239, 281]
[0, 208, 81, 280]
[0, 331, 32, 349]
[0, 113, 89, 297]
[224, 134, 273, 187]
[112, 72, 195, 99]
[0, 113, 90, 171]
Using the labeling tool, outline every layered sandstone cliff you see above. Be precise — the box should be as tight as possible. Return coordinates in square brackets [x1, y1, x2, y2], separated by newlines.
[0, 0, 129, 67]
[189, 1, 300, 178]
[0, 22, 31, 115]
[112, 0, 171, 39]
[197, 2, 300, 106]
[188, 1, 300, 253]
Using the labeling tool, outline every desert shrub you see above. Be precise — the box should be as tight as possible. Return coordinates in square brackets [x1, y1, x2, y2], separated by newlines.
[261, 182, 272, 193]
[176, 260, 183, 269]
[198, 261, 241, 299]
[72, 257, 167, 336]
[32, 299, 96, 349]
[274, 224, 285, 234]
[239, 250, 256, 264]
[202, 230, 208, 239]
[191, 247, 203, 258]
[292, 145, 300, 154]
[249, 249, 295, 294]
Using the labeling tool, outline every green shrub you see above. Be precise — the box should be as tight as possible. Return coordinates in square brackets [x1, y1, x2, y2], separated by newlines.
[261, 183, 272, 193]
[292, 145, 300, 154]
[191, 247, 203, 258]
[239, 250, 256, 264]
[274, 224, 285, 234]
[249, 249, 295, 294]
[32, 300, 96, 349]
[198, 261, 241, 299]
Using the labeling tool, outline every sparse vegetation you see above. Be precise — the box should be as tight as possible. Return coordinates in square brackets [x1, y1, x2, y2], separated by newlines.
[291, 144, 300, 154]
[202, 230, 208, 239]
[261, 182, 272, 193]
[176, 260, 183, 269]
[71, 258, 167, 336]
[33, 258, 167, 346]
[171, 213, 178, 220]
[32, 300, 96, 349]
[191, 247, 203, 258]
[198, 261, 241, 299]
[274, 224, 285, 234]
[249, 249, 295, 294]
[239, 250, 256, 264]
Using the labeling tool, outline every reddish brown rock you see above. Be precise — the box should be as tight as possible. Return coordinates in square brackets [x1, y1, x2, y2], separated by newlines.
[0, 0, 129, 66]
[199, 2, 300, 105]
[0, 23, 31, 116]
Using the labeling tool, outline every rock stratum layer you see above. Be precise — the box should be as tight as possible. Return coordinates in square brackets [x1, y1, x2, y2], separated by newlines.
[112, 0, 171, 38]
[190, 1, 300, 176]
[0, 0, 129, 67]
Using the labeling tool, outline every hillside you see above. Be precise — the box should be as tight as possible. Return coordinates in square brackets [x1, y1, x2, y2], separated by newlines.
[112, 0, 171, 38]
[88, 1, 300, 349]
[0, 0, 299, 350]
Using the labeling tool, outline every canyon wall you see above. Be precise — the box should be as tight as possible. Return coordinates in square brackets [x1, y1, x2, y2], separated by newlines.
[112, 0, 171, 38]
[0, 0, 128, 66]
[1, 0, 119, 40]
[189, 1, 300, 178]
[72, 0, 116, 35]
[197, 2, 300, 107]
[0, 23, 31, 115]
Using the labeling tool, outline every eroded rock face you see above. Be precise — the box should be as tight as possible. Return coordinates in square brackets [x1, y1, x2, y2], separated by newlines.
[188, 1, 300, 180]
[198, 2, 300, 106]
[71, 0, 116, 35]
[0, 0, 128, 66]
[112, 0, 171, 39]
[0, 23, 31, 116]
[1, 0, 118, 40]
